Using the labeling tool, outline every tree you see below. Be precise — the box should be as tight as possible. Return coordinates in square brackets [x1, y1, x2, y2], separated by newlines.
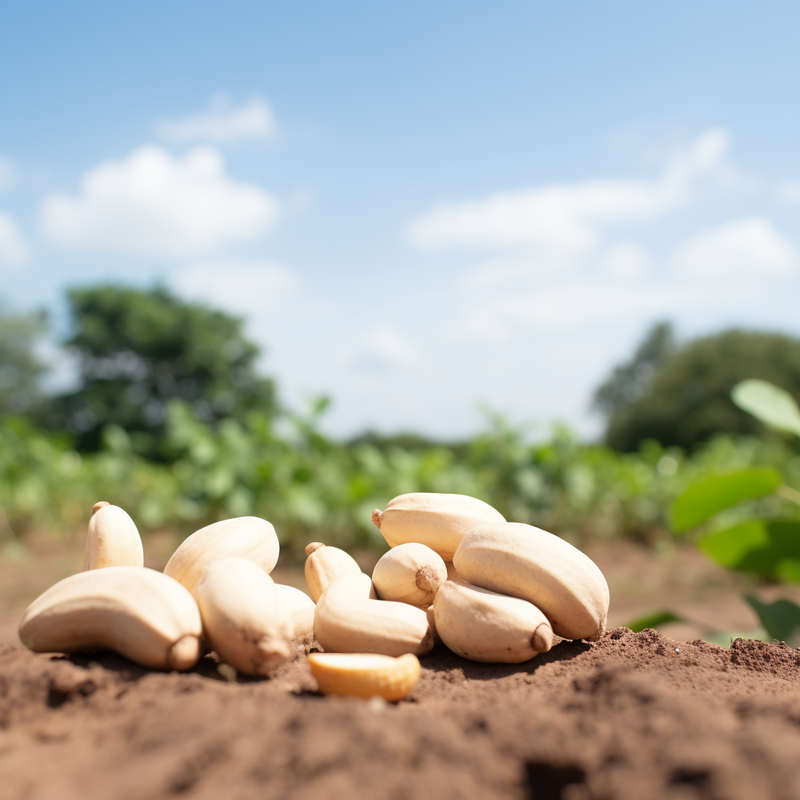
[0, 303, 48, 419]
[595, 327, 800, 452]
[592, 322, 676, 419]
[50, 285, 277, 453]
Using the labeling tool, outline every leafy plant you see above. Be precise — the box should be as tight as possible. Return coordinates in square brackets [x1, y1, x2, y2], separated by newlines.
[644, 379, 800, 644]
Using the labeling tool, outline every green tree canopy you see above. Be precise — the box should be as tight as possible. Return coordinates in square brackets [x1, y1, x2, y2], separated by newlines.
[0, 303, 48, 419]
[595, 327, 800, 452]
[50, 285, 277, 453]
[593, 321, 676, 419]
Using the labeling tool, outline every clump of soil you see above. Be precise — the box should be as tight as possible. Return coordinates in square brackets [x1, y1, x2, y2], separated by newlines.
[2, 628, 800, 799]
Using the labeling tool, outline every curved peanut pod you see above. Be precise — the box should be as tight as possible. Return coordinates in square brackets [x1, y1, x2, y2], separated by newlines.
[314, 573, 434, 657]
[372, 543, 447, 609]
[164, 516, 279, 595]
[194, 558, 293, 676]
[304, 542, 362, 602]
[18, 567, 202, 670]
[274, 584, 316, 644]
[308, 653, 420, 701]
[433, 580, 553, 663]
[83, 501, 144, 570]
[453, 522, 610, 641]
[371, 493, 505, 561]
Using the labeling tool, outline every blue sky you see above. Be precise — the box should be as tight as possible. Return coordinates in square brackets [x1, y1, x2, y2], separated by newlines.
[1, 2, 799, 439]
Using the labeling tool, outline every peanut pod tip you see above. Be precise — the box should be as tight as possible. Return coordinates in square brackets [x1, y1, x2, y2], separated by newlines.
[305, 542, 325, 556]
[168, 634, 202, 671]
[415, 566, 438, 594]
[532, 623, 554, 654]
[92, 500, 111, 513]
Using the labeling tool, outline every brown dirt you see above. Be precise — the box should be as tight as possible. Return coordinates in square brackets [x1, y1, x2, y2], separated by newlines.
[6, 535, 800, 798]
[2, 630, 800, 800]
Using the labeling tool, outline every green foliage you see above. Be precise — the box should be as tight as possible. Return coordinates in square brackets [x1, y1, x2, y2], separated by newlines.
[48, 285, 277, 454]
[697, 521, 800, 581]
[670, 468, 782, 532]
[744, 596, 800, 645]
[0, 304, 48, 419]
[732, 380, 800, 436]
[662, 378, 800, 645]
[599, 328, 800, 452]
[5, 392, 800, 564]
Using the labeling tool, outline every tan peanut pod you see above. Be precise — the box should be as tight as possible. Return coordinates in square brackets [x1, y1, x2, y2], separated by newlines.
[164, 516, 279, 595]
[371, 493, 505, 561]
[308, 652, 420, 701]
[372, 543, 447, 609]
[304, 542, 362, 603]
[274, 584, 316, 645]
[194, 558, 293, 676]
[433, 579, 553, 663]
[83, 501, 144, 570]
[314, 573, 434, 657]
[453, 522, 610, 641]
[18, 566, 202, 670]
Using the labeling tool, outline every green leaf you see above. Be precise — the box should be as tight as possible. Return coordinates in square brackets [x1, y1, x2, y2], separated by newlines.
[626, 610, 685, 633]
[745, 595, 800, 644]
[697, 520, 800, 581]
[670, 468, 782, 532]
[732, 379, 800, 437]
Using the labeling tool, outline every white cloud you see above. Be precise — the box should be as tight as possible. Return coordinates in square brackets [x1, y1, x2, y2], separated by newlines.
[407, 128, 730, 257]
[0, 158, 15, 191]
[0, 211, 31, 267]
[39, 145, 278, 257]
[155, 94, 276, 144]
[171, 260, 298, 316]
[777, 181, 800, 204]
[463, 252, 578, 291]
[600, 242, 648, 280]
[673, 217, 797, 280]
[347, 328, 419, 371]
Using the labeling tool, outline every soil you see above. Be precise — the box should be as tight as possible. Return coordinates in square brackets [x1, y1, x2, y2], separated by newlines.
[3, 630, 800, 800]
[5, 535, 800, 799]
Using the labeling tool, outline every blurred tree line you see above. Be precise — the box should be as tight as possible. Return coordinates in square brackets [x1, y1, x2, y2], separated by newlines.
[3, 286, 800, 554]
[4, 286, 276, 456]
[593, 322, 800, 451]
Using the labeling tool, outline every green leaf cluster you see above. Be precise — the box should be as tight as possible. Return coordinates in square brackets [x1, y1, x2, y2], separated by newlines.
[657, 379, 800, 644]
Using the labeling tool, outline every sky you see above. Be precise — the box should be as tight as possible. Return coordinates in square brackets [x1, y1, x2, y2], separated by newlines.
[1, 1, 799, 440]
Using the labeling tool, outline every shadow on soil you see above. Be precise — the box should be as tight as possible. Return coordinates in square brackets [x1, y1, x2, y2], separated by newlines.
[419, 638, 593, 681]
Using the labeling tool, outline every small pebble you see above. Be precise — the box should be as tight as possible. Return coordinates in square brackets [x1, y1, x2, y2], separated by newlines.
[368, 696, 388, 713]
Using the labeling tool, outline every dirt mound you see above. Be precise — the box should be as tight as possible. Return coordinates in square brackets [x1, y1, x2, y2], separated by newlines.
[2, 629, 800, 799]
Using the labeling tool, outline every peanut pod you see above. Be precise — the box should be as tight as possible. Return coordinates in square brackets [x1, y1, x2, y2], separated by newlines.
[372, 492, 505, 561]
[304, 542, 362, 603]
[453, 522, 610, 641]
[314, 573, 434, 657]
[18, 566, 202, 670]
[274, 584, 316, 645]
[194, 558, 293, 676]
[372, 542, 447, 609]
[164, 516, 279, 594]
[433, 579, 553, 663]
[83, 501, 144, 570]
